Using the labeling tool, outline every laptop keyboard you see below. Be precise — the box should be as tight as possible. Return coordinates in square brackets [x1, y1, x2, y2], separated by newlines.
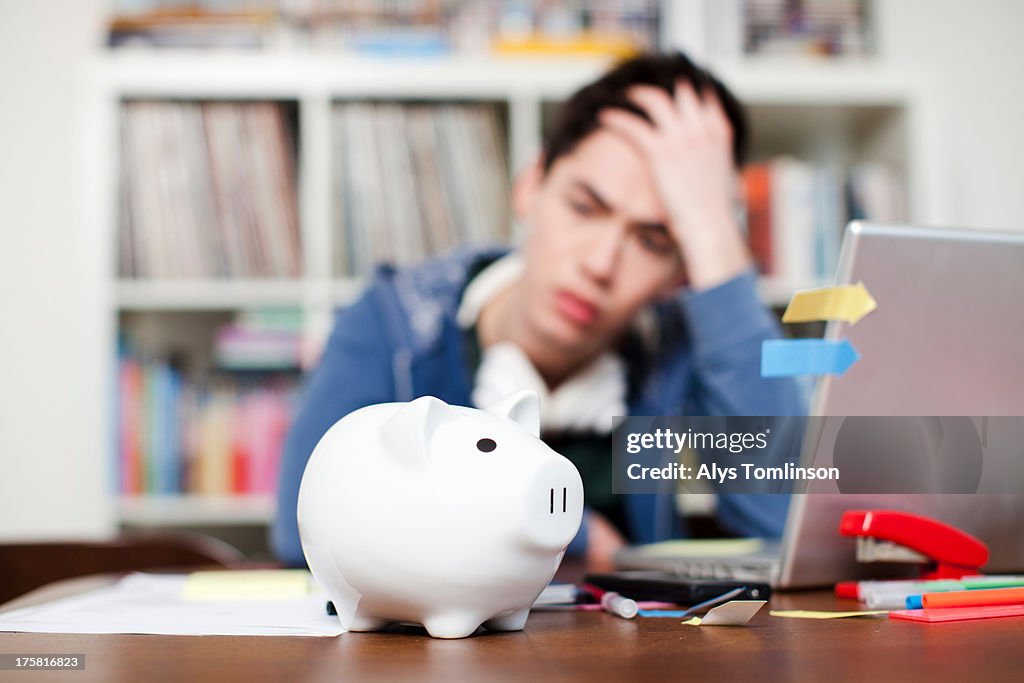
[657, 560, 776, 582]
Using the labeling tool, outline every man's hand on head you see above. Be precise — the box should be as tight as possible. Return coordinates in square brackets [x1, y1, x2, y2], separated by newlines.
[585, 510, 627, 573]
[598, 81, 752, 291]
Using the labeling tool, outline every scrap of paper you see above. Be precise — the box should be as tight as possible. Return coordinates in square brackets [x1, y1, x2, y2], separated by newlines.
[182, 569, 312, 601]
[682, 600, 766, 626]
[782, 282, 877, 324]
[769, 609, 888, 619]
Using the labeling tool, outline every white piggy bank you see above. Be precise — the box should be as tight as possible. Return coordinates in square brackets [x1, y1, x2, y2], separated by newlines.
[297, 390, 584, 639]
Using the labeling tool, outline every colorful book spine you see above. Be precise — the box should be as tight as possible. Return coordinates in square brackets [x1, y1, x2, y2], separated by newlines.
[116, 354, 295, 498]
[740, 158, 904, 285]
[118, 357, 142, 495]
[742, 163, 773, 275]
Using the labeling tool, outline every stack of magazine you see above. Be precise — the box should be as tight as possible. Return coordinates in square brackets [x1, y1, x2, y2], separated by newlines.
[332, 102, 511, 276]
[119, 101, 302, 279]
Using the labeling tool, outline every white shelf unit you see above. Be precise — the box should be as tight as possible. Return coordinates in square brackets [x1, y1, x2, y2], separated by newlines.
[119, 494, 275, 527]
[116, 279, 308, 310]
[84, 45, 949, 531]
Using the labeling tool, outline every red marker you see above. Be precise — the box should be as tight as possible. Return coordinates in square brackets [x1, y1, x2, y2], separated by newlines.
[921, 586, 1024, 609]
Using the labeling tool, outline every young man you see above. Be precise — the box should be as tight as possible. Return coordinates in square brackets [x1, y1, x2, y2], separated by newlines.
[273, 53, 804, 570]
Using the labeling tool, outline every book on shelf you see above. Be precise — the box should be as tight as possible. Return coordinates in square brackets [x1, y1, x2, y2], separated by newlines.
[491, 0, 658, 57]
[846, 162, 906, 225]
[704, 0, 873, 60]
[745, 0, 872, 57]
[741, 157, 904, 284]
[333, 101, 512, 277]
[214, 308, 304, 371]
[119, 100, 301, 279]
[107, 1, 277, 49]
[107, 0, 660, 56]
[117, 318, 299, 499]
[117, 359, 296, 498]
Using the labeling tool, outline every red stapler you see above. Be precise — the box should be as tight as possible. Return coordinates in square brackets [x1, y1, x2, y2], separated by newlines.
[835, 510, 990, 599]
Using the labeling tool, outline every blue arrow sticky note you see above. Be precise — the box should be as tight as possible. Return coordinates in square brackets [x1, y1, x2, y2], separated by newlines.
[761, 339, 860, 377]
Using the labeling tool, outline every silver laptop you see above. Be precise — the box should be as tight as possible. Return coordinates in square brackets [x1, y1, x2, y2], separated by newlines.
[616, 222, 1024, 588]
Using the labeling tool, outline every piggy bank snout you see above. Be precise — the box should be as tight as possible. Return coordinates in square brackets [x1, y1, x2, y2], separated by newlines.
[520, 458, 584, 551]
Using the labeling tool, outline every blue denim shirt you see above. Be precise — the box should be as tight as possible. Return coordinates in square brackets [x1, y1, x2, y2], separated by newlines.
[272, 247, 805, 567]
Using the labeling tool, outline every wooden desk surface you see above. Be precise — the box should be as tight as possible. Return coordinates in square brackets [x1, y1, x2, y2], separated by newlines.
[3, 584, 1024, 683]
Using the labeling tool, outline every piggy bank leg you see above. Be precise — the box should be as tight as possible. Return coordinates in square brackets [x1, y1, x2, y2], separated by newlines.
[348, 612, 391, 632]
[483, 608, 530, 632]
[331, 596, 389, 632]
[422, 612, 483, 639]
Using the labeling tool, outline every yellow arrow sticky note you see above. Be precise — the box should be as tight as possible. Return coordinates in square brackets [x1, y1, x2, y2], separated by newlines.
[782, 282, 877, 325]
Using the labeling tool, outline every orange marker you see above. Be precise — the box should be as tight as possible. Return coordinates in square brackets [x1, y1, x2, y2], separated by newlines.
[921, 586, 1024, 609]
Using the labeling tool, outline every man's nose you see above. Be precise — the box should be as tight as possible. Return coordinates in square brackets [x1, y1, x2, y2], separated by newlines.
[580, 224, 626, 286]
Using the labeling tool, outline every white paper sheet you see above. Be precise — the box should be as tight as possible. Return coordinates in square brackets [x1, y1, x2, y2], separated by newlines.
[0, 573, 345, 637]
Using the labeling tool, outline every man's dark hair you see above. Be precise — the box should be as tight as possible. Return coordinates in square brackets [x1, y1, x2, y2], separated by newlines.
[542, 51, 748, 174]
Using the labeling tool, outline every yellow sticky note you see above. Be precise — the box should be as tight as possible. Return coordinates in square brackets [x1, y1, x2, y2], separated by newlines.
[769, 610, 888, 619]
[182, 570, 311, 601]
[782, 282, 877, 325]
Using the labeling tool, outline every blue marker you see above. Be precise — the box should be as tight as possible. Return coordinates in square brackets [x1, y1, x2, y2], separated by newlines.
[760, 339, 860, 378]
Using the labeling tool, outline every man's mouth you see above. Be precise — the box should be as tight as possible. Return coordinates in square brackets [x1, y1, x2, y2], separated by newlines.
[554, 290, 599, 326]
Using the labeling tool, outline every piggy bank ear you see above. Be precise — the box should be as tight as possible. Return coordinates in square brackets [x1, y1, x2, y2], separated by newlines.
[381, 396, 454, 470]
[485, 390, 540, 438]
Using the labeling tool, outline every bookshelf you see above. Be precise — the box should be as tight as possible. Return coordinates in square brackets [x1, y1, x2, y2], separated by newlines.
[100, 54, 940, 292]
[118, 494, 275, 527]
[83, 1, 949, 544]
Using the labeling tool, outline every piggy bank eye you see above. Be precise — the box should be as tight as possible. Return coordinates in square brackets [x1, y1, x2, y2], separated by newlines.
[476, 438, 497, 453]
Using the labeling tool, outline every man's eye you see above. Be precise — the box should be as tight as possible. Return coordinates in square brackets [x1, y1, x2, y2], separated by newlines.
[636, 229, 674, 255]
[569, 199, 596, 217]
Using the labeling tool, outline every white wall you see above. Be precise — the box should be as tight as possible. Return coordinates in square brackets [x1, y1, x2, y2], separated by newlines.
[0, 0, 114, 539]
[876, 0, 1024, 231]
[0, 0, 1021, 541]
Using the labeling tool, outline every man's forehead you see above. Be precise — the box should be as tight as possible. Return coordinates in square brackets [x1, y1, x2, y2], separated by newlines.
[551, 130, 667, 223]
[557, 129, 646, 176]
